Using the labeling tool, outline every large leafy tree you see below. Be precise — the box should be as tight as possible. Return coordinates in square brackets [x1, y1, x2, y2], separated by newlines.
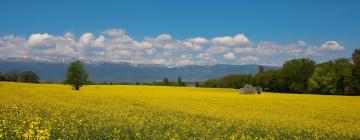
[4, 69, 21, 82]
[349, 48, 360, 95]
[282, 58, 316, 93]
[20, 71, 40, 83]
[65, 61, 89, 90]
[333, 58, 352, 94]
[261, 69, 285, 92]
[254, 65, 265, 88]
[162, 77, 169, 86]
[308, 58, 351, 95]
[177, 77, 185, 86]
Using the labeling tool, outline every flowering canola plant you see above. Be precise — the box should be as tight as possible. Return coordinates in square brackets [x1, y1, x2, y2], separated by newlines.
[0, 82, 360, 139]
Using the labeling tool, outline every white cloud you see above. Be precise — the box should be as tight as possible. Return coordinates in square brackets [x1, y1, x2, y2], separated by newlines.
[187, 37, 208, 44]
[304, 41, 344, 56]
[151, 58, 167, 65]
[64, 32, 74, 38]
[77, 32, 93, 47]
[224, 52, 236, 60]
[233, 34, 250, 44]
[234, 47, 253, 53]
[255, 41, 282, 56]
[207, 46, 228, 54]
[155, 34, 172, 41]
[212, 36, 232, 45]
[319, 41, 344, 51]
[94, 35, 105, 47]
[27, 33, 53, 47]
[0, 35, 26, 57]
[102, 28, 126, 37]
[240, 56, 259, 63]
[0, 28, 346, 67]
[284, 41, 304, 55]
[211, 33, 250, 46]
[182, 41, 202, 51]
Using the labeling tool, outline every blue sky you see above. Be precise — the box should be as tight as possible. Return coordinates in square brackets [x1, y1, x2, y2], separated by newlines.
[0, 0, 359, 66]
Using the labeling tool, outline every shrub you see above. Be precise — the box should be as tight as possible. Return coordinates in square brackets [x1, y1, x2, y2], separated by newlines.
[255, 86, 263, 94]
[239, 84, 258, 94]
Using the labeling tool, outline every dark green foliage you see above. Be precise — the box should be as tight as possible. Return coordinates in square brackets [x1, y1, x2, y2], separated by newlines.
[65, 61, 89, 90]
[282, 58, 315, 93]
[0, 69, 39, 83]
[349, 48, 360, 95]
[20, 71, 39, 83]
[4, 69, 21, 82]
[255, 86, 262, 94]
[259, 69, 285, 92]
[162, 77, 169, 86]
[309, 58, 352, 95]
[0, 72, 5, 81]
[201, 79, 218, 88]
[201, 74, 254, 89]
[258, 65, 265, 73]
[195, 82, 200, 87]
[201, 57, 359, 95]
[177, 77, 186, 86]
[254, 65, 266, 88]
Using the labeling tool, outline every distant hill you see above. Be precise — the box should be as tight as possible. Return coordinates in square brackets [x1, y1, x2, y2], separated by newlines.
[0, 60, 278, 83]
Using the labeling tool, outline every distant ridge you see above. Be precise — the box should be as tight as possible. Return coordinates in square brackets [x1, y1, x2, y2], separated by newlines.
[0, 57, 278, 83]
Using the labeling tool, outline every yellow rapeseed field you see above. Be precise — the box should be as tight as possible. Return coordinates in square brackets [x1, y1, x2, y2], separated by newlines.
[0, 82, 360, 139]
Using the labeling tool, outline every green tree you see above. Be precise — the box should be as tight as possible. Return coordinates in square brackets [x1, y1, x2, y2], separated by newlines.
[282, 58, 316, 93]
[202, 74, 254, 89]
[20, 71, 40, 83]
[333, 58, 352, 94]
[195, 82, 200, 87]
[258, 65, 265, 73]
[65, 61, 89, 90]
[201, 79, 218, 88]
[261, 69, 285, 92]
[349, 48, 360, 95]
[255, 65, 265, 88]
[308, 61, 336, 94]
[0, 72, 5, 81]
[162, 77, 169, 86]
[177, 77, 185, 86]
[308, 58, 351, 95]
[4, 69, 21, 82]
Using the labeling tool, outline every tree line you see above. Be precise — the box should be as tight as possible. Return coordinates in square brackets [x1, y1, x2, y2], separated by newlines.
[2, 48, 359, 94]
[64, 61, 187, 90]
[0, 69, 39, 83]
[201, 48, 360, 95]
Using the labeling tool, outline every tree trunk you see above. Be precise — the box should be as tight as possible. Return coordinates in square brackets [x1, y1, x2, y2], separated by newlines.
[74, 85, 80, 90]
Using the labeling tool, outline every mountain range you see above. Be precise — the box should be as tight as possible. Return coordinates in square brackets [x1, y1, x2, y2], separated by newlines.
[0, 57, 277, 83]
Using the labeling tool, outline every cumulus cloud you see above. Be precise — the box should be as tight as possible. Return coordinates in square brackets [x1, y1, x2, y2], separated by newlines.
[187, 37, 208, 44]
[94, 35, 105, 47]
[240, 56, 259, 63]
[304, 41, 344, 56]
[319, 41, 344, 51]
[102, 28, 126, 37]
[0, 28, 346, 66]
[182, 41, 202, 51]
[27, 33, 53, 47]
[77, 32, 94, 47]
[0, 35, 26, 57]
[211, 33, 250, 46]
[234, 47, 253, 53]
[224, 52, 236, 60]
[155, 34, 172, 41]
[207, 46, 228, 54]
